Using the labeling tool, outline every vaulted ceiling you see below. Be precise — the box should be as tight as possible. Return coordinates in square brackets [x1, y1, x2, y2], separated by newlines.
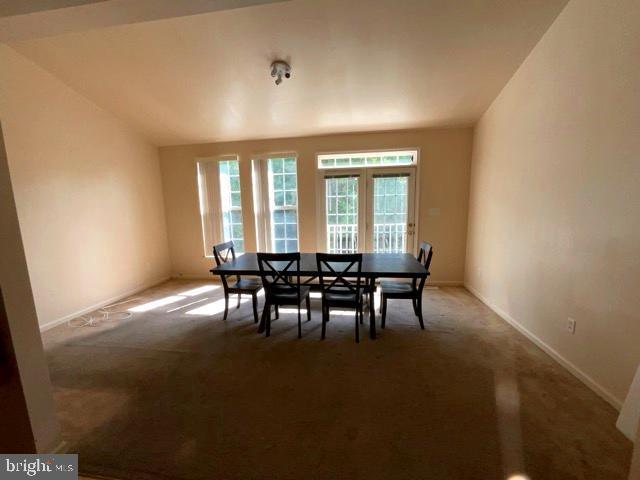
[8, 0, 568, 145]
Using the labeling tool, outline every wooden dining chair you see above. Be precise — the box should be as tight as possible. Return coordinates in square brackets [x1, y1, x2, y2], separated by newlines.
[379, 242, 433, 330]
[257, 252, 311, 338]
[212, 241, 262, 324]
[316, 253, 365, 343]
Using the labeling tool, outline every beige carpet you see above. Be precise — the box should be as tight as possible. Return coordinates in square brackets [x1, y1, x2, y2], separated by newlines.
[43, 280, 631, 479]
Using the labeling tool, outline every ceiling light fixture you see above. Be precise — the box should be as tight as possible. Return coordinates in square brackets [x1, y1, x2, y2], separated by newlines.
[270, 60, 291, 85]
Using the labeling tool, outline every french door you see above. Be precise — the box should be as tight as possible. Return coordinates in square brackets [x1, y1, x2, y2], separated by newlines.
[319, 167, 416, 253]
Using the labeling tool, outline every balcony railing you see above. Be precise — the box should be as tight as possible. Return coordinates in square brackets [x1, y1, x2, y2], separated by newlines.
[327, 224, 358, 253]
[373, 223, 407, 253]
[327, 223, 407, 254]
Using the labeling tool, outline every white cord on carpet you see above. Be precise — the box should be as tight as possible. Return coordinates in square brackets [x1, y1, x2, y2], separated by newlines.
[68, 297, 142, 328]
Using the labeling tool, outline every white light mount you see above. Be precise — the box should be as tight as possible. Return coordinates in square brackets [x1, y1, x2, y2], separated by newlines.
[270, 60, 291, 85]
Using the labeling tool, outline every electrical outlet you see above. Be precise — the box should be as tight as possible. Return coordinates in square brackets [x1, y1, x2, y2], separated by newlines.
[566, 317, 576, 334]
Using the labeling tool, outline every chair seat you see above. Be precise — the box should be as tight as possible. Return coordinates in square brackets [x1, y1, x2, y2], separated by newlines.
[268, 285, 311, 305]
[325, 289, 360, 305]
[380, 280, 415, 296]
[229, 278, 263, 291]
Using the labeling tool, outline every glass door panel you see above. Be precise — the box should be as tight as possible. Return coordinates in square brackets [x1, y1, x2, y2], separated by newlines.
[325, 175, 359, 253]
[366, 169, 415, 253]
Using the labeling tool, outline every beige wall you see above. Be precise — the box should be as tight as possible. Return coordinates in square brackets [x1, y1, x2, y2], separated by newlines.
[466, 0, 640, 406]
[160, 127, 472, 283]
[0, 45, 171, 328]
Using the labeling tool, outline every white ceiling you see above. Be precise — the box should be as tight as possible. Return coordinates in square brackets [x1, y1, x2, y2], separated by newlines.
[8, 0, 568, 146]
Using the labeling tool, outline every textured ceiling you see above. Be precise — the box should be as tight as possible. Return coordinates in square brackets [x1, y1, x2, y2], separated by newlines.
[10, 0, 568, 145]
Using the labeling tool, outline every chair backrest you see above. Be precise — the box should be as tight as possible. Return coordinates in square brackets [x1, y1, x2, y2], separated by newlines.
[257, 252, 302, 300]
[212, 240, 236, 266]
[418, 242, 433, 273]
[212, 241, 238, 288]
[316, 253, 363, 296]
[411, 242, 433, 293]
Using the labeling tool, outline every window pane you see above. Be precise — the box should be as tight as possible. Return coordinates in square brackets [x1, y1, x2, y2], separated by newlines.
[284, 158, 296, 173]
[321, 158, 335, 167]
[285, 191, 297, 206]
[273, 174, 283, 190]
[268, 157, 298, 253]
[270, 158, 283, 172]
[285, 223, 297, 238]
[285, 209, 297, 223]
[284, 174, 296, 189]
[218, 159, 244, 253]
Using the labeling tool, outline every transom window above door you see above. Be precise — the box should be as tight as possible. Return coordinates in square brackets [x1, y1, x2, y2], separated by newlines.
[317, 150, 417, 169]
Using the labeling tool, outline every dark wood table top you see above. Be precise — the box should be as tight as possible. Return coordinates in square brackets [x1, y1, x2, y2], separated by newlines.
[210, 252, 428, 278]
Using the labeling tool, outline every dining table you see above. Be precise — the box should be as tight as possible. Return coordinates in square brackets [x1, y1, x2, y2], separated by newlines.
[210, 252, 429, 339]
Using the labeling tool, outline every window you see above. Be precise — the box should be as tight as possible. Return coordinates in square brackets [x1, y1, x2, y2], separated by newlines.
[267, 157, 299, 252]
[317, 150, 416, 169]
[218, 159, 244, 252]
[196, 156, 245, 256]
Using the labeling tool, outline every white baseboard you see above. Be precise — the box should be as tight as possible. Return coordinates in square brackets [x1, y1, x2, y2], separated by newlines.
[465, 283, 622, 411]
[429, 280, 464, 286]
[172, 274, 215, 280]
[39, 275, 171, 332]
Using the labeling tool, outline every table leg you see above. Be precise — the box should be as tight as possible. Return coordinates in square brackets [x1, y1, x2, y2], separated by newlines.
[369, 277, 376, 339]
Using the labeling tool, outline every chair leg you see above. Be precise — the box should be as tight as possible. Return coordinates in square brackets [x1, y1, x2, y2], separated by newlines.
[359, 297, 364, 325]
[321, 304, 327, 340]
[412, 297, 418, 315]
[355, 310, 360, 343]
[275, 305, 279, 319]
[381, 296, 387, 329]
[306, 295, 311, 321]
[297, 305, 302, 339]
[237, 293, 241, 308]
[416, 295, 425, 330]
[266, 305, 271, 337]
[252, 293, 259, 324]
[223, 294, 229, 320]
[258, 301, 268, 333]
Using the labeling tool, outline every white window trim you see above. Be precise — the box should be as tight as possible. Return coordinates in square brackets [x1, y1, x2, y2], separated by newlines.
[251, 152, 300, 253]
[196, 155, 242, 258]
